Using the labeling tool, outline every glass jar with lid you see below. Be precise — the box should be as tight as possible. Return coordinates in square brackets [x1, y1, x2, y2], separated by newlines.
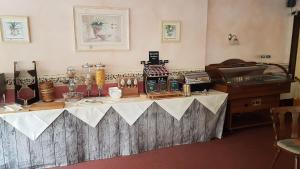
[82, 63, 94, 97]
[168, 75, 180, 91]
[66, 67, 77, 92]
[95, 63, 106, 96]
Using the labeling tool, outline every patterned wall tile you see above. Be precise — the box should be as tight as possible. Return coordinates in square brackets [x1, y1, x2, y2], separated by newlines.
[4, 68, 203, 89]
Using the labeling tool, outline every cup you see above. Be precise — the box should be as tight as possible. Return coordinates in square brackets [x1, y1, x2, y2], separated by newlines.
[183, 84, 191, 97]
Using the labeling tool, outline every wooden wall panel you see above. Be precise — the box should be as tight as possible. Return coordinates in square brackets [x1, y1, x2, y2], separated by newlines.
[99, 109, 111, 159]
[2, 122, 18, 169]
[0, 101, 226, 169]
[29, 135, 44, 168]
[182, 106, 192, 145]
[119, 117, 130, 156]
[41, 124, 56, 168]
[88, 124, 99, 160]
[0, 119, 5, 169]
[15, 131, 30, 168]
[191, 101, 206, 142]
[64, 112, 79, 165]
[138, 107, 148, 152]
[76, 119, 89, 162]
[108, 109, 120, 157]
[52, 113, 67, 167]
[147, 104, 157, 151]
[156, 103, 174, 148]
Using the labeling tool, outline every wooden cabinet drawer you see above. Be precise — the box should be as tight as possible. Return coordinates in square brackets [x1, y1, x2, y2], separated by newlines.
[229, 95, 279, 114]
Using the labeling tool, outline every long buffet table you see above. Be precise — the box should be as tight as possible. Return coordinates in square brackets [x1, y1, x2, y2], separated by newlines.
[0, 90, 228, 169]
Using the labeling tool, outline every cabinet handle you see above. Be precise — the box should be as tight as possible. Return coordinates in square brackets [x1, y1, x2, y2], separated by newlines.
[251, 98, 262, 106]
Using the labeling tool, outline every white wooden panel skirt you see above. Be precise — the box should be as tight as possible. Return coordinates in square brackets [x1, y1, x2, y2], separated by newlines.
[0, 100, 226, 169]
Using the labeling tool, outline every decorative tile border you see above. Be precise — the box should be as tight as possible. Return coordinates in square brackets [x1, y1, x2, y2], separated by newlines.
[3, 62, 289, 89]
[5, 68, 203, 89]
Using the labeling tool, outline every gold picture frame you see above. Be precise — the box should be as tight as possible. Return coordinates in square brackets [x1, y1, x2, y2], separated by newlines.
[162, 21, 181, 42]
[0, 16, 30, 43]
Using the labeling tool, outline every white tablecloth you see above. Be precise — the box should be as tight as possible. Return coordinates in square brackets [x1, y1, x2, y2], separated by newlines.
[0, 90, 228, 140]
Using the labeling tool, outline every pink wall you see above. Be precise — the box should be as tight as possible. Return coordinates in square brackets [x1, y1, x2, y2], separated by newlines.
[206, 0, 293, 65]
[0, 0, 208, 75]
[0, 0, 295, 76]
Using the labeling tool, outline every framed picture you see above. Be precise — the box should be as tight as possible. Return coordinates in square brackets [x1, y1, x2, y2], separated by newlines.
[74, 6, 130, 51]
[162, 21, 181, 42]
[0, 16, 30, 43]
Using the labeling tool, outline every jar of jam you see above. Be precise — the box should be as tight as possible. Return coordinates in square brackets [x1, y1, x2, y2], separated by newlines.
[147, 80, 157, 93]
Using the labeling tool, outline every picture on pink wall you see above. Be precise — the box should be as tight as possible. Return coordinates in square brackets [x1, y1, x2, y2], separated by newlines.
[162, 21, 181, 42]
[0, 16, 30, 43]
[74, 6, 130, 51]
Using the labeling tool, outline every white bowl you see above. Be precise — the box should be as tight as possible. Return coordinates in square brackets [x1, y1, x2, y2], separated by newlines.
[108, 87, 122, 99]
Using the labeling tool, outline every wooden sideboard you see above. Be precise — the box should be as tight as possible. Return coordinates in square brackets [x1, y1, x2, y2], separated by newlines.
[206, 59, 292, 130]
[214, 82, 290, 130]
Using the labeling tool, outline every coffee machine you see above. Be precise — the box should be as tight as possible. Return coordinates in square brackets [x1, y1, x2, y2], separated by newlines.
[182, 71, 211, 92]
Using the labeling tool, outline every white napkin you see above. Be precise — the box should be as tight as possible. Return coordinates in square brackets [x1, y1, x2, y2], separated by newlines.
[0, 90, 228, 140]
[4, 104, 23, 112]
[0, 109, 63, 140]
[155, 97, 195, 121]
[195, 91, 228, 114]
[112, 100, 153, 125]
[66, 104, 111, 127]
